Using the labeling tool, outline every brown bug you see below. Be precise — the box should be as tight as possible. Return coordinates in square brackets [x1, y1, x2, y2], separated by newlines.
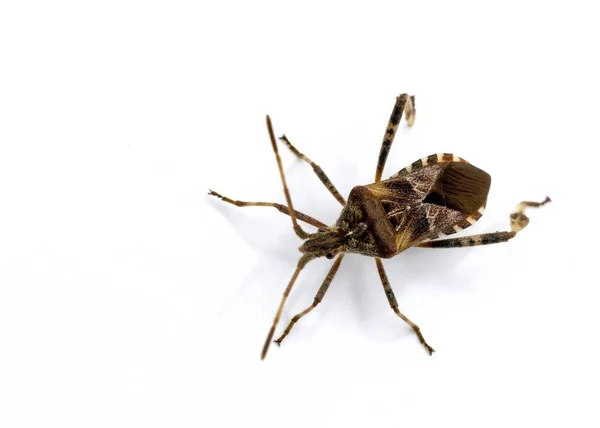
[209, 94, 550, 359]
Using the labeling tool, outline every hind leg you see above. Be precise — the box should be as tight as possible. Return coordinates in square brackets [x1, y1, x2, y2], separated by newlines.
[418, 197, 551, 248]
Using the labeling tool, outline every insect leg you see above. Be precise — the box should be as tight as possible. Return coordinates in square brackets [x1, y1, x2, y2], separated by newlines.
[267, 116, 312, 239]
[279, 135, 346, 206]
[274, 254, 344, 346]
[375, 257, 435, 355]
[375, 94, 416, 182]
[417, 197, 551, 249]
[417, 232, 516, 248]
[261, 254, 314, 360]
[208, 190, 326, 229]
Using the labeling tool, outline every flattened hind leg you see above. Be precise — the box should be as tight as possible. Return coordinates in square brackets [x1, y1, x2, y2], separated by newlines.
[418, 197, 551, 248]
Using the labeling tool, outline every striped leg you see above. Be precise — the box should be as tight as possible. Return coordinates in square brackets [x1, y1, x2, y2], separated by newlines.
[417, 197, 551, 249]
[375, 94, 416, 183]
[208, 190, 326, 229]
[279, 135, 346, 206]
[274, 254, 345, 346]
[375, 258, 435, 355]
[417, 231, 516, 248]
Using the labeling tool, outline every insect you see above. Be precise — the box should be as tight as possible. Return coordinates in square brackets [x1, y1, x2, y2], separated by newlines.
[209, 94, 550, 360]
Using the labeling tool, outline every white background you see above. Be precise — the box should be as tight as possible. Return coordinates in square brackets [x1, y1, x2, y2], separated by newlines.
[1, 1, 598, 427]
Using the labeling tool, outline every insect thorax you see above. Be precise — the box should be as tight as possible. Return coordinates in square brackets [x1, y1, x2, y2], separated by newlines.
[335, 186, 398, 258]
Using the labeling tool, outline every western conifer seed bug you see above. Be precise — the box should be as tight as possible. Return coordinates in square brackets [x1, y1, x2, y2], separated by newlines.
[209, 94, 550, 359]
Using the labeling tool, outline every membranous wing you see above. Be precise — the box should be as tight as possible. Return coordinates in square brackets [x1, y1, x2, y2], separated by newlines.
[366, 154, 491, 254]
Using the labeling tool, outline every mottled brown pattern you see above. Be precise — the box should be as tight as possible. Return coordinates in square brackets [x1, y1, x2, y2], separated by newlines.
[367, 159, 490, 253]
[209, 94, 550, 360]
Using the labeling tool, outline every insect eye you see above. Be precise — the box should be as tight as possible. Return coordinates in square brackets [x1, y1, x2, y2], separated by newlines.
[325, 252, 335, 260]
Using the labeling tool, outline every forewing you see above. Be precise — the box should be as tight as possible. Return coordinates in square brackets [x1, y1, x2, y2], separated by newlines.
[367, 156, 491, 253]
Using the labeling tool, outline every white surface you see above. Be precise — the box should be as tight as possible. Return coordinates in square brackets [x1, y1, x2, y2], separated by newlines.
[0, 1, 598, 427]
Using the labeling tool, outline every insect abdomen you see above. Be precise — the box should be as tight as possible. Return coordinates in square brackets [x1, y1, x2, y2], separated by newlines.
[391, 153, 471, 178]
